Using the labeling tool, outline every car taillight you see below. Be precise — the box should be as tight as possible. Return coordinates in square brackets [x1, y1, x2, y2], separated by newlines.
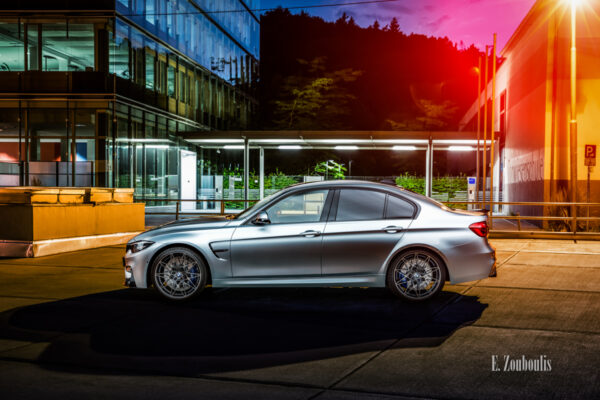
[469, 221, 489, 237]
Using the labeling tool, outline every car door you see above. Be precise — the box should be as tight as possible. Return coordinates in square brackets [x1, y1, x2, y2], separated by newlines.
[321, 188, 415, 276]
[230, 189, 331, 278]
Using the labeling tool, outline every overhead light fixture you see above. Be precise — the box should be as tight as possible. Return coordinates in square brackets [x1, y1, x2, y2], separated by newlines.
[224, 145, 245, 150]
[448, 146, 474, 151]
[144, 145, 170, 149]
[392, 145, 417, 151]
[188, 139, 244, 143]
[116, 138, 172, 143]
[335, 145, 359, 150]
[313, 139, 367, 144]
[278, 145, 302, 150]
[253, 139, 304, 144]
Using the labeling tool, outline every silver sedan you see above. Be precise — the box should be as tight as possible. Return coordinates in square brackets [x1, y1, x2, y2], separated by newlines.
[123, 180, 496, 301]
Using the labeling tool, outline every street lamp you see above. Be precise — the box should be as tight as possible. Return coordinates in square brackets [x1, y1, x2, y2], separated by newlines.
[569, 0, 579, 232]
[472, 60, 482, 207]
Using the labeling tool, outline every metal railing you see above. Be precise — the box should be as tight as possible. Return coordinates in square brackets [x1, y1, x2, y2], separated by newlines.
[440, 200, 600, 239]
[136, 198, 257, 220]
[135, 197, 600, 239]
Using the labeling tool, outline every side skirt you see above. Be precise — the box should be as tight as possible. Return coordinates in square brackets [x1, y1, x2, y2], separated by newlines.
[212, 275, 386, 288]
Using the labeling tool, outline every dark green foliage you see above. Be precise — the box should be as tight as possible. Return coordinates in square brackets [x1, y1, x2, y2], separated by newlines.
[260, 8, 486, 131]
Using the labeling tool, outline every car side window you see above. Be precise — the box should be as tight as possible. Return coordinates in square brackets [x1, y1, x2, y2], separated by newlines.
[335, 189, 386, 221]
[385, 195, 415, 219]
[265, 189, 329, 224]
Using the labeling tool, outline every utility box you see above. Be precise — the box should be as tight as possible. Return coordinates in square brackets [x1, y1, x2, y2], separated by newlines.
[467, 177, 476, 210]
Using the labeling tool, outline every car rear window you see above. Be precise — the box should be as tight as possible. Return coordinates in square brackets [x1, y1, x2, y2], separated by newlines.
[385, 195, 415, 218]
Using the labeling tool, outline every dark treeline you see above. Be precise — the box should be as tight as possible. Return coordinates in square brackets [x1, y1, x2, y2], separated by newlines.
[259, 8, 486, 131]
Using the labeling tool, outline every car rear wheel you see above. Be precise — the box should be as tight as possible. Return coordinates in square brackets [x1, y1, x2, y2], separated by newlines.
[386, 249, 446, 301]
[151, 247, 207, 301]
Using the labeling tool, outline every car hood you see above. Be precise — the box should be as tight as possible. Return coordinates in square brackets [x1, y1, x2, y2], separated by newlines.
[133, 216, 233, 241]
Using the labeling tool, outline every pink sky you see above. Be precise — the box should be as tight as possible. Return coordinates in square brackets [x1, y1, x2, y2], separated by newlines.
[260, 0, 538, 50]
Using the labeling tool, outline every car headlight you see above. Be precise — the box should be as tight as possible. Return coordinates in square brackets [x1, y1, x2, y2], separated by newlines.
[126, 240, 155, 254]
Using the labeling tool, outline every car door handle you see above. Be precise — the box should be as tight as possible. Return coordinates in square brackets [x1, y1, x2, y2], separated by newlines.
[300, 230, 321, 237]
[383, 226, 403, 233]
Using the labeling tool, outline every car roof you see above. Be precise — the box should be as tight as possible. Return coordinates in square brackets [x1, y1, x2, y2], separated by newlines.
[283, 179, 404, 193]
[281, 179, 432, 204]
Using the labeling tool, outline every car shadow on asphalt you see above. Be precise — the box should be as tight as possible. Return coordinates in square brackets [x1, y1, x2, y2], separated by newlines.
[0, 288, 487, 375]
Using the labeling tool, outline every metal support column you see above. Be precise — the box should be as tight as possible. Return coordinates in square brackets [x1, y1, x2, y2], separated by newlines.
[259, 147, 265, 200]
[425, 138, 433, 197]
[243, 138, 249, 201]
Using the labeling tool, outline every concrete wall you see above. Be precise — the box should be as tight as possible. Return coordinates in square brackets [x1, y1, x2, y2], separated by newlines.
[0, 203, 145, 241]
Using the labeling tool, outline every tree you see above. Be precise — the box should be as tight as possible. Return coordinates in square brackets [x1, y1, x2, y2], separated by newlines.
[314, 160, 347, 179]
[271, 57, 363, 130]
[259, 8, 487, 131]
[386, 99, 459, 130]
[388, 17, 400, 33]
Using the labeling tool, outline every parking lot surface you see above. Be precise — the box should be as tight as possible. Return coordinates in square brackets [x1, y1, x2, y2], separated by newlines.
[0, 239, 599, 399]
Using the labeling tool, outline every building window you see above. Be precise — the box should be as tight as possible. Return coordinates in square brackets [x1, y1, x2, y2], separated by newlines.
[41, 23, 95, 71]
[145, 0, 156, 26]
[0, 23, 25, 71]
[145, 47, 155, 90]
[167, 62, 175, 97]
[499, 90, 507, 133]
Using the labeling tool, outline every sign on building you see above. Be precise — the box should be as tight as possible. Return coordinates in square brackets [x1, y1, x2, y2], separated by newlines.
[585, 144, 596, 167]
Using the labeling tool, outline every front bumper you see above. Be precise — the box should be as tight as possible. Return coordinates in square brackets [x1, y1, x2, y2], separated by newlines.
[123, 257, 136, 287]
[122, 247, 155, 288]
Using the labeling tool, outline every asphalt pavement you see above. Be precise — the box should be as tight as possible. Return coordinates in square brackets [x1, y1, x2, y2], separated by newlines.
[0, 239, 599, 399]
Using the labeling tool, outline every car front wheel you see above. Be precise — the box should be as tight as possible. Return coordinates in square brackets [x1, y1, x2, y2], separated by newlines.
[386, 249, 446, 301]
[151, 247, 207, 301]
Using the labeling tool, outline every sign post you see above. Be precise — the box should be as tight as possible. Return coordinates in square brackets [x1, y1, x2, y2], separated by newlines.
[467, 176, 476, 210]
[584, 144, 596, 230]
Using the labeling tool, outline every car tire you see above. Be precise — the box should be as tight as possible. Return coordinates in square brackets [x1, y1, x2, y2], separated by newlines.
[151, 247, 207, 301]
[386, 249, 446, 301]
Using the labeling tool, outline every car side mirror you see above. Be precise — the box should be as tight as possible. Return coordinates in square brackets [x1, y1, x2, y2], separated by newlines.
[252, 211, 271, 225]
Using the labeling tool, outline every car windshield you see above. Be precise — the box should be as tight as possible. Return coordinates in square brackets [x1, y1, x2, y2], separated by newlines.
[233, 192, 279, 220]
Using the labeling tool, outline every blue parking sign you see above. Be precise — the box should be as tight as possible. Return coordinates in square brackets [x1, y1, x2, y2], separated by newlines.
[468, 177, 476, 185]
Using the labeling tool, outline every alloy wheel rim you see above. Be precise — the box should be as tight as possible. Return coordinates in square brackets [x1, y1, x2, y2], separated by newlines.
[155, 253, 201, 298]
[394, 252, 441, 299]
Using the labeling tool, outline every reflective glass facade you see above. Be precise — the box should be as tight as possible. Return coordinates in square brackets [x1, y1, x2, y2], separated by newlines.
[0, 1, 259, 200]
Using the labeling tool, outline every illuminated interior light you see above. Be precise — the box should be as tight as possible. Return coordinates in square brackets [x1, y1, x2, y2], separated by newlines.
[392, 145, 417, 151]
[224, 145, 245, 150]
[253, 139, 304, 144]
[448, 146, 474, 151]
[116, 138, 172, 143]
[313, 139, 367, 144]
[278, 145, 302, 150]
[187, 139, 244, 143]
[335, 145, 359, 150]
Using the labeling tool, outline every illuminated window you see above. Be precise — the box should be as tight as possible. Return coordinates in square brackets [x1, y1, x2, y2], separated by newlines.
[0, 23, 24, 71]
[499, 90, 507, 133]
[42, 23, 94, 71]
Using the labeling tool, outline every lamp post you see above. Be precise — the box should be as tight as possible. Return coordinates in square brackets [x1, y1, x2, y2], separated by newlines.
[475, 58, 482, 208]
[482, 45, 490, 209]
[569, 0, 578, 233]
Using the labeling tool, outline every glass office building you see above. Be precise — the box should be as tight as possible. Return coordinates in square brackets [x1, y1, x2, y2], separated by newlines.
[0, 0, 259, 199]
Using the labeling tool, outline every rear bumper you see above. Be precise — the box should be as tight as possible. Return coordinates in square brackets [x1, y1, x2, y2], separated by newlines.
[445, 239, 497, 284]
[488, 243, 497, 277]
